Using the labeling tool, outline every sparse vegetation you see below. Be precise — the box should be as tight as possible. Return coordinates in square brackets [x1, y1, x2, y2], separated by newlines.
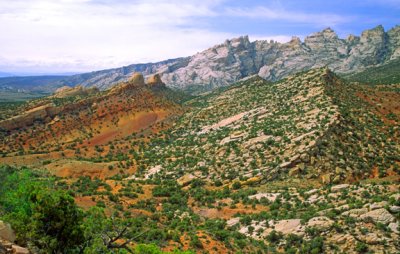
[0, 68, 399, 253]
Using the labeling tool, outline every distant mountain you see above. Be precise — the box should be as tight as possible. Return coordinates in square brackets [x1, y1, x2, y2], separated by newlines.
[2, 25, 399, 94]
[48, 58, 186, 90]
[45, 24, 398, 92]
[0, 72, 13, 78]
[0, 75, 69, 92]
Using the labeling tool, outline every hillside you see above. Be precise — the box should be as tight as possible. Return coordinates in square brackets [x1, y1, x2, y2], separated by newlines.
[345, 58, 400, 85]
[0, 68, 398, 253]
[127, 68, 399, 184]
[0, 73, 184, 178]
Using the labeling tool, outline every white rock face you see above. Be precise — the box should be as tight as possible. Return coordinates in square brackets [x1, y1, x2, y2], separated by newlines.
[55, 25, 400, 92]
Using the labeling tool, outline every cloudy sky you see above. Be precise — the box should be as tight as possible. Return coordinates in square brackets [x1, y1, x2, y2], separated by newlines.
[0, 0, 399, 74]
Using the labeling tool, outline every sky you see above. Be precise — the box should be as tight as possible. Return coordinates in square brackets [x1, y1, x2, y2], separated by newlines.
[0, 0, 399, 74]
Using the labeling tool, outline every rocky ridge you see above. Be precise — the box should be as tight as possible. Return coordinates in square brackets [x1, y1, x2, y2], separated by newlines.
[0, 73, 168, 131]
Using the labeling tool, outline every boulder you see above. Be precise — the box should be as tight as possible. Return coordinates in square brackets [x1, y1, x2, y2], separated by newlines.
[360, 208, 395, 224]
[307, 216, 334, 231]
[307, 194, 322, 204]
[390, 193, 400, 201]
[329, 233, 356, 252]
[248, 193, 279, 202]
[177, 174, 196, 186]
[0, 221, 15, 243]
[331, 184, 350, 192]
[388, 222, 399, 234]
[363, 201, 388, 210]
[226, 217, 240, 227]
[389, 205, 400, 213]
[268, 219, 305, 236]
[357, 233, 383, 245]
[305, 189, 318, 195]
[342, 208, 368, 218]
[11, 245, 29, 254]
[330, 233, 355, 245]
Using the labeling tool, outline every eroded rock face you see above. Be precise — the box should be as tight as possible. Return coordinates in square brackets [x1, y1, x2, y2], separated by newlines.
[161, 36, 255, 90]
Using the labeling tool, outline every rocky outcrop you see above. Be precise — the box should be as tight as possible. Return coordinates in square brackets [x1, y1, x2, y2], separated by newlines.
[331, 184, 350, 192]
[44, 25, 400, 92]
[0, 221, 29, 254]
[129, 72, 145, 86]
[0, 239, 30, 254]
[53, 85, 99, 98]
[0, 222, 15, 243]
[263, 219, 305, 236]
[306, 216, 334, 231]
[360, 208, 395, 225]
[146, 74, 165, 88]
[161, 36, 256, 90]
[177, 174, 196, 186]
[109, 72, 165, 94]
[0, 103, 60, 131]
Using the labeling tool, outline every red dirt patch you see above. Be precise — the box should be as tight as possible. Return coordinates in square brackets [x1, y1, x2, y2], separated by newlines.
[75, 196, 97, 210]
[192, 203, 269, 220]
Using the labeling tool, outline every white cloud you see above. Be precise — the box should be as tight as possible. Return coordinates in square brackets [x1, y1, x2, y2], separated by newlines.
[0, 0, 358, 73]
[225, 6, 350, 26]
[0, 0, 231, 73]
